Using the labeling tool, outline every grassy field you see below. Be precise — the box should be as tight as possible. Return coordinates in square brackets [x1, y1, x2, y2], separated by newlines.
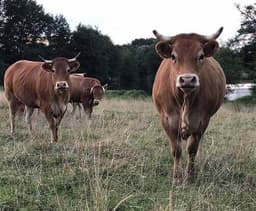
[0, 91, 256, 210]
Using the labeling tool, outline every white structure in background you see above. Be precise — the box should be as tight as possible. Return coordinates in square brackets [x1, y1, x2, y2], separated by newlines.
[225, 83, 256, 101]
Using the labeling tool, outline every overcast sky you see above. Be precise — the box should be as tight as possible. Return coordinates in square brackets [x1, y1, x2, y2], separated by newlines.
[35, 0, 255, 45]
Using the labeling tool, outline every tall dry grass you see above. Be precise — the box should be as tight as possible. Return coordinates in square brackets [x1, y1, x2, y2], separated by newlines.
[0, 92, 256, 210]
[0, 90, 8, 108]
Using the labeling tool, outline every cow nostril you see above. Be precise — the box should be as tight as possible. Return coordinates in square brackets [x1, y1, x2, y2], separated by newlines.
[176, 74, 199, 91]
[191, 76, 196, 84]
[56, 82, 69, 90]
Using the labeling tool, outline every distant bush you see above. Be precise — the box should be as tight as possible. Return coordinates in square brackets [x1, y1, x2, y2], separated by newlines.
[105, 90, 150, 99]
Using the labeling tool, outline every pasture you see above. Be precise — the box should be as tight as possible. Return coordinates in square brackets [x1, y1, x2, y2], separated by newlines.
[0, 91, 256, 210]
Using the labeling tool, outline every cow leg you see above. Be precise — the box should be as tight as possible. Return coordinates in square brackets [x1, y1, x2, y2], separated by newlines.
[82, 103, 92, 118]
[71, 102, 77, 114]
[43, 111, 58, 143]
[78, 103, 82, 117]
[25, 106, 34, 134]
[170, 139, 182, 185]
[8, 100, 22, 135]
[161, 114, 182, 185]
[5, 89, 24, 135]
[50, 119, 58, 143]
[8, 103, 17, 135]
[186, 134, 201, 182]
[88, 105, 93, 118]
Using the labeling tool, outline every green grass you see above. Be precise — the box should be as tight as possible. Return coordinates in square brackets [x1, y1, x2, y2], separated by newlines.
[0, 96, 256, 210]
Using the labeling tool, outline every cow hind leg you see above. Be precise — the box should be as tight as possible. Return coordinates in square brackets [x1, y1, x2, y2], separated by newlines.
[7, 99, 23, 135]
[25, 106, 34, 135]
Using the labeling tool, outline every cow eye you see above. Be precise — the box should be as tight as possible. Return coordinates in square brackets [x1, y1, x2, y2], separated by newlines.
[170, 53, 177, 63]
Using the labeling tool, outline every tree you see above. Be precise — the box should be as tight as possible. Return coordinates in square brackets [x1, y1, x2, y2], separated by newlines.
[0, 0, 54, 63]
[227, 3, 256, 83]
[215, 47, 245, 83]
[131, 39, 160, 93]
[46, 15, 71, 58]
[70, 25, 118, 86]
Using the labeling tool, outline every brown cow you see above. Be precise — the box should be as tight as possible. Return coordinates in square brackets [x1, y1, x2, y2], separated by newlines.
[4, 54, 80, 143]
[152, 27, 226, 184]
[70, 75, 107, 118]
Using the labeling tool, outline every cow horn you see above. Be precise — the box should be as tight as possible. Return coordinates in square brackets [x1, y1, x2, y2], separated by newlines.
[153, 30, 173, 41]
[68, 52, 81, 62]
[204, 27, 224, 40]
[38, 55, 52, 63]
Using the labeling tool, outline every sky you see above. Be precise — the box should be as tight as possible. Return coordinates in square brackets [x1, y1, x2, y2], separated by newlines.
[35, 0, 255, 45]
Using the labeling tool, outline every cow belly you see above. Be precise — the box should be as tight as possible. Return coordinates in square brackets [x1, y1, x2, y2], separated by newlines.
[12, 90, 39, 108]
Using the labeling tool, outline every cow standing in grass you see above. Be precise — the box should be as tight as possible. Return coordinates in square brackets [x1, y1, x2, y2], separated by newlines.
[4, 55, 80, 143]
[70, 74, 107, 118]
[152, 28, 226, 184]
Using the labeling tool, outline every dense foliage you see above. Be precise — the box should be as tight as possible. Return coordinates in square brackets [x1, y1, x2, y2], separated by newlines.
[0, 0, 255, 93]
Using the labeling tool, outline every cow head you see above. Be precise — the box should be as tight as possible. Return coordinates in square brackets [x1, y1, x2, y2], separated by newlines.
[39, 53, 80, 94]
[90, 84, 108, 106]
[153, 27, 223, 95]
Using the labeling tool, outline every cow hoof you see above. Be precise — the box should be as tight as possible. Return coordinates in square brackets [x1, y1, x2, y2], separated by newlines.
[172, 177, 183, 186]
[181, 133, 189, 140]
[183, 176, 193, 185]
[181, 130, 191, 140]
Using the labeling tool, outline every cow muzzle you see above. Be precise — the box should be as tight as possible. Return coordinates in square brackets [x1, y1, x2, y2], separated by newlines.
[176, 74, 199, 93]
[55, 81, 69, 90]
[93, 99, 100, 106]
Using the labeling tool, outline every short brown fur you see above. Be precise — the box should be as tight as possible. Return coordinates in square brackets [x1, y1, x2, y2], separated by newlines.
[152, 29, 226, 184]
[4, 58, 80, 142]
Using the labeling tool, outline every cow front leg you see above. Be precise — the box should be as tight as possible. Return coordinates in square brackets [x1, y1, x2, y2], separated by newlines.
[161, 114, 182, 185]
[186, 134, 201, 182]
[44, 111, 58, 143]
[51, 125, 58, 143]
[71, 102, 77, 114]
[170, 140, 182, 185]
[83, 103, 92, 118]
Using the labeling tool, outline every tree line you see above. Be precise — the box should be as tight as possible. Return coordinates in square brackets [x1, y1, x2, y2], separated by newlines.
[0, 0, 256, 93]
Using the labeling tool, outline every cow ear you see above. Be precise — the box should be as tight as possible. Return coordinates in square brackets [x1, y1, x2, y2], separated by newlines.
[203, 40, 219, 57]
[103, 84, 108, 90]
[155, 41, 172, 59]
[68, 61, 80, 73]
[42, 63, 54, 72]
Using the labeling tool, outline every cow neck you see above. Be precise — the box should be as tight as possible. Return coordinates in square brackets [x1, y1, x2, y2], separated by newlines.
[179, 92, 197, 140]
